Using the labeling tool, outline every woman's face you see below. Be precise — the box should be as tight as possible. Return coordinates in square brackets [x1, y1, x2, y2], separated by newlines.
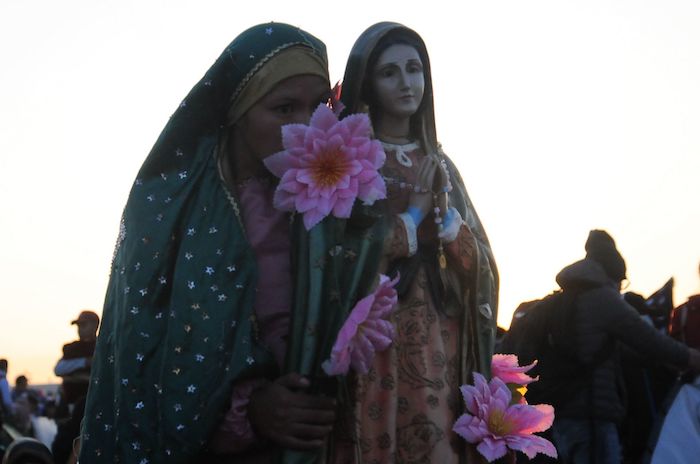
[234, 74, 330, 162]
[371, 44, 425, 121]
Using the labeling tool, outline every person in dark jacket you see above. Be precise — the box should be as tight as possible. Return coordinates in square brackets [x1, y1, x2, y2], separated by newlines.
[53, 310, 98, 419]
[549, 230, 700, 464]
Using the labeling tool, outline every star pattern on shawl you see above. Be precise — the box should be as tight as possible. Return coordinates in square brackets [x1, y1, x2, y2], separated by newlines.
[86, 31, 317, 458]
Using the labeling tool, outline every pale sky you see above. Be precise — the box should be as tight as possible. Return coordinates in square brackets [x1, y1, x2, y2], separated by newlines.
[1, 0, 699, 385]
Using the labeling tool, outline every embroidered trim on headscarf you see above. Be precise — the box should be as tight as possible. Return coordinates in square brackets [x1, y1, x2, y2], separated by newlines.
[227, 45, 329, 125]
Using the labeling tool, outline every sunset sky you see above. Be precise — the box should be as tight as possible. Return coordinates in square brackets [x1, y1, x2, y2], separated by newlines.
[1, 0, 699, 385]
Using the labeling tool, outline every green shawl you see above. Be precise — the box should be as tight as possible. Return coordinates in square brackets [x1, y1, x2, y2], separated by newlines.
[79, 23, 333, 464]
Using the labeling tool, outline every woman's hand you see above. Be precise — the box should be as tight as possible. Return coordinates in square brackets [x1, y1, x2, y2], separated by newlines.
[248, 373, 336, 450]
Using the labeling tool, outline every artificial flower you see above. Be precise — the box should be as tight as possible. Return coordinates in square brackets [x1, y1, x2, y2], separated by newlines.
[453, 373, 557, 462]
[491, 354, 538, 386]
[330, 81, 345, 116]
[322, 274, 399, 375]
[264, 103, 386, 230]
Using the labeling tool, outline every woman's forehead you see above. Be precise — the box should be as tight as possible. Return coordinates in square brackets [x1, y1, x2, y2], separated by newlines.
[375, 44, 421, 68]
[263, 74, 329, 99]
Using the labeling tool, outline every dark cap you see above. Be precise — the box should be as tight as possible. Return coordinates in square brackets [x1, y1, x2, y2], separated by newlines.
[71, 310, 100, 326]
[585, 229, 627, 282]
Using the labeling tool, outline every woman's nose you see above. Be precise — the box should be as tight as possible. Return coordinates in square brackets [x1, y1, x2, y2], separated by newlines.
[398, 70, 409, 89]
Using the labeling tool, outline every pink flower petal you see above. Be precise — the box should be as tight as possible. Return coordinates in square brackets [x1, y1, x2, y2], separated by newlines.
[278, 173, 304, 194]
[361, 320, 394, 350]
[492, 354, 539, 386]
[272, 190, 296, 212]
[302, 209, 325, 230]
[508, 404, 555, 434]
[294, 191, 317, 213]
[505, 434, 558, 460]
[477, 436, 509, 462]
[340, 113, 371, 138]
[281, 124, 309, 151]
[263, 150, 297, 178]
[454, 372, 557, 462]
[358, 176, 387, 205]
[452, 413, 487, 443]
[266, 103, 387, 230]
[321, 274, 398, 376]
[331, 196, 354, 218]
[309, 104, 338, 132]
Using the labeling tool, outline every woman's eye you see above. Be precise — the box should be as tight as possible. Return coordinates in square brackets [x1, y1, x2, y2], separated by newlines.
[379, 68, 395, 78]
[276, 104, 293, 115]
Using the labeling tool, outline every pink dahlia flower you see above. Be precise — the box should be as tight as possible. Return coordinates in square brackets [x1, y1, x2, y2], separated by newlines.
[322, 274, 399, 376]
[263, 103, 386, 230]
[453, 373, 557, 462]
[491, 354, 539, 386]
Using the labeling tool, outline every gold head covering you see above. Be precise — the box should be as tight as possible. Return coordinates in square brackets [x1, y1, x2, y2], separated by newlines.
[227, 45, 329, 125]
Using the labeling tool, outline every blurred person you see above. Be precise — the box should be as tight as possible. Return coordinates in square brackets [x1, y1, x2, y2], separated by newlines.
[11, 396, 32, 437]
[649, 262, 700, 463]
[534, 230, 700, 464]
[1, 437, 53, 464]
[668, 261, 700, 349]
[21, 395, 57, 450]
[618, 287, 678, 464]
[50, 396, 84, 464]
[10, 377, 27, 403]
[53, 311, 98, 417]
[0, 359, 15, 423]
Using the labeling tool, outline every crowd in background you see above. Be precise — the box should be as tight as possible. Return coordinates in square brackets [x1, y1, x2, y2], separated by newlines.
[1, 311, 97, 464]
[1, 17, 699, 464]
[2, 259, 699, 463]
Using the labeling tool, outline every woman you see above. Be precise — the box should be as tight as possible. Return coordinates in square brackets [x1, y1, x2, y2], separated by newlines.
[336, 22, 499, 462]
[79, 23, 338, 463]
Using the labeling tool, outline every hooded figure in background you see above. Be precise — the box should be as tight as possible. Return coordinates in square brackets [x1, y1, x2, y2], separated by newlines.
[550, 229, 699, 464]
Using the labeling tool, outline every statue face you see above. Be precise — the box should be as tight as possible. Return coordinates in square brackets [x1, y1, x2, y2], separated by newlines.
[371, 44, 425, 122]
